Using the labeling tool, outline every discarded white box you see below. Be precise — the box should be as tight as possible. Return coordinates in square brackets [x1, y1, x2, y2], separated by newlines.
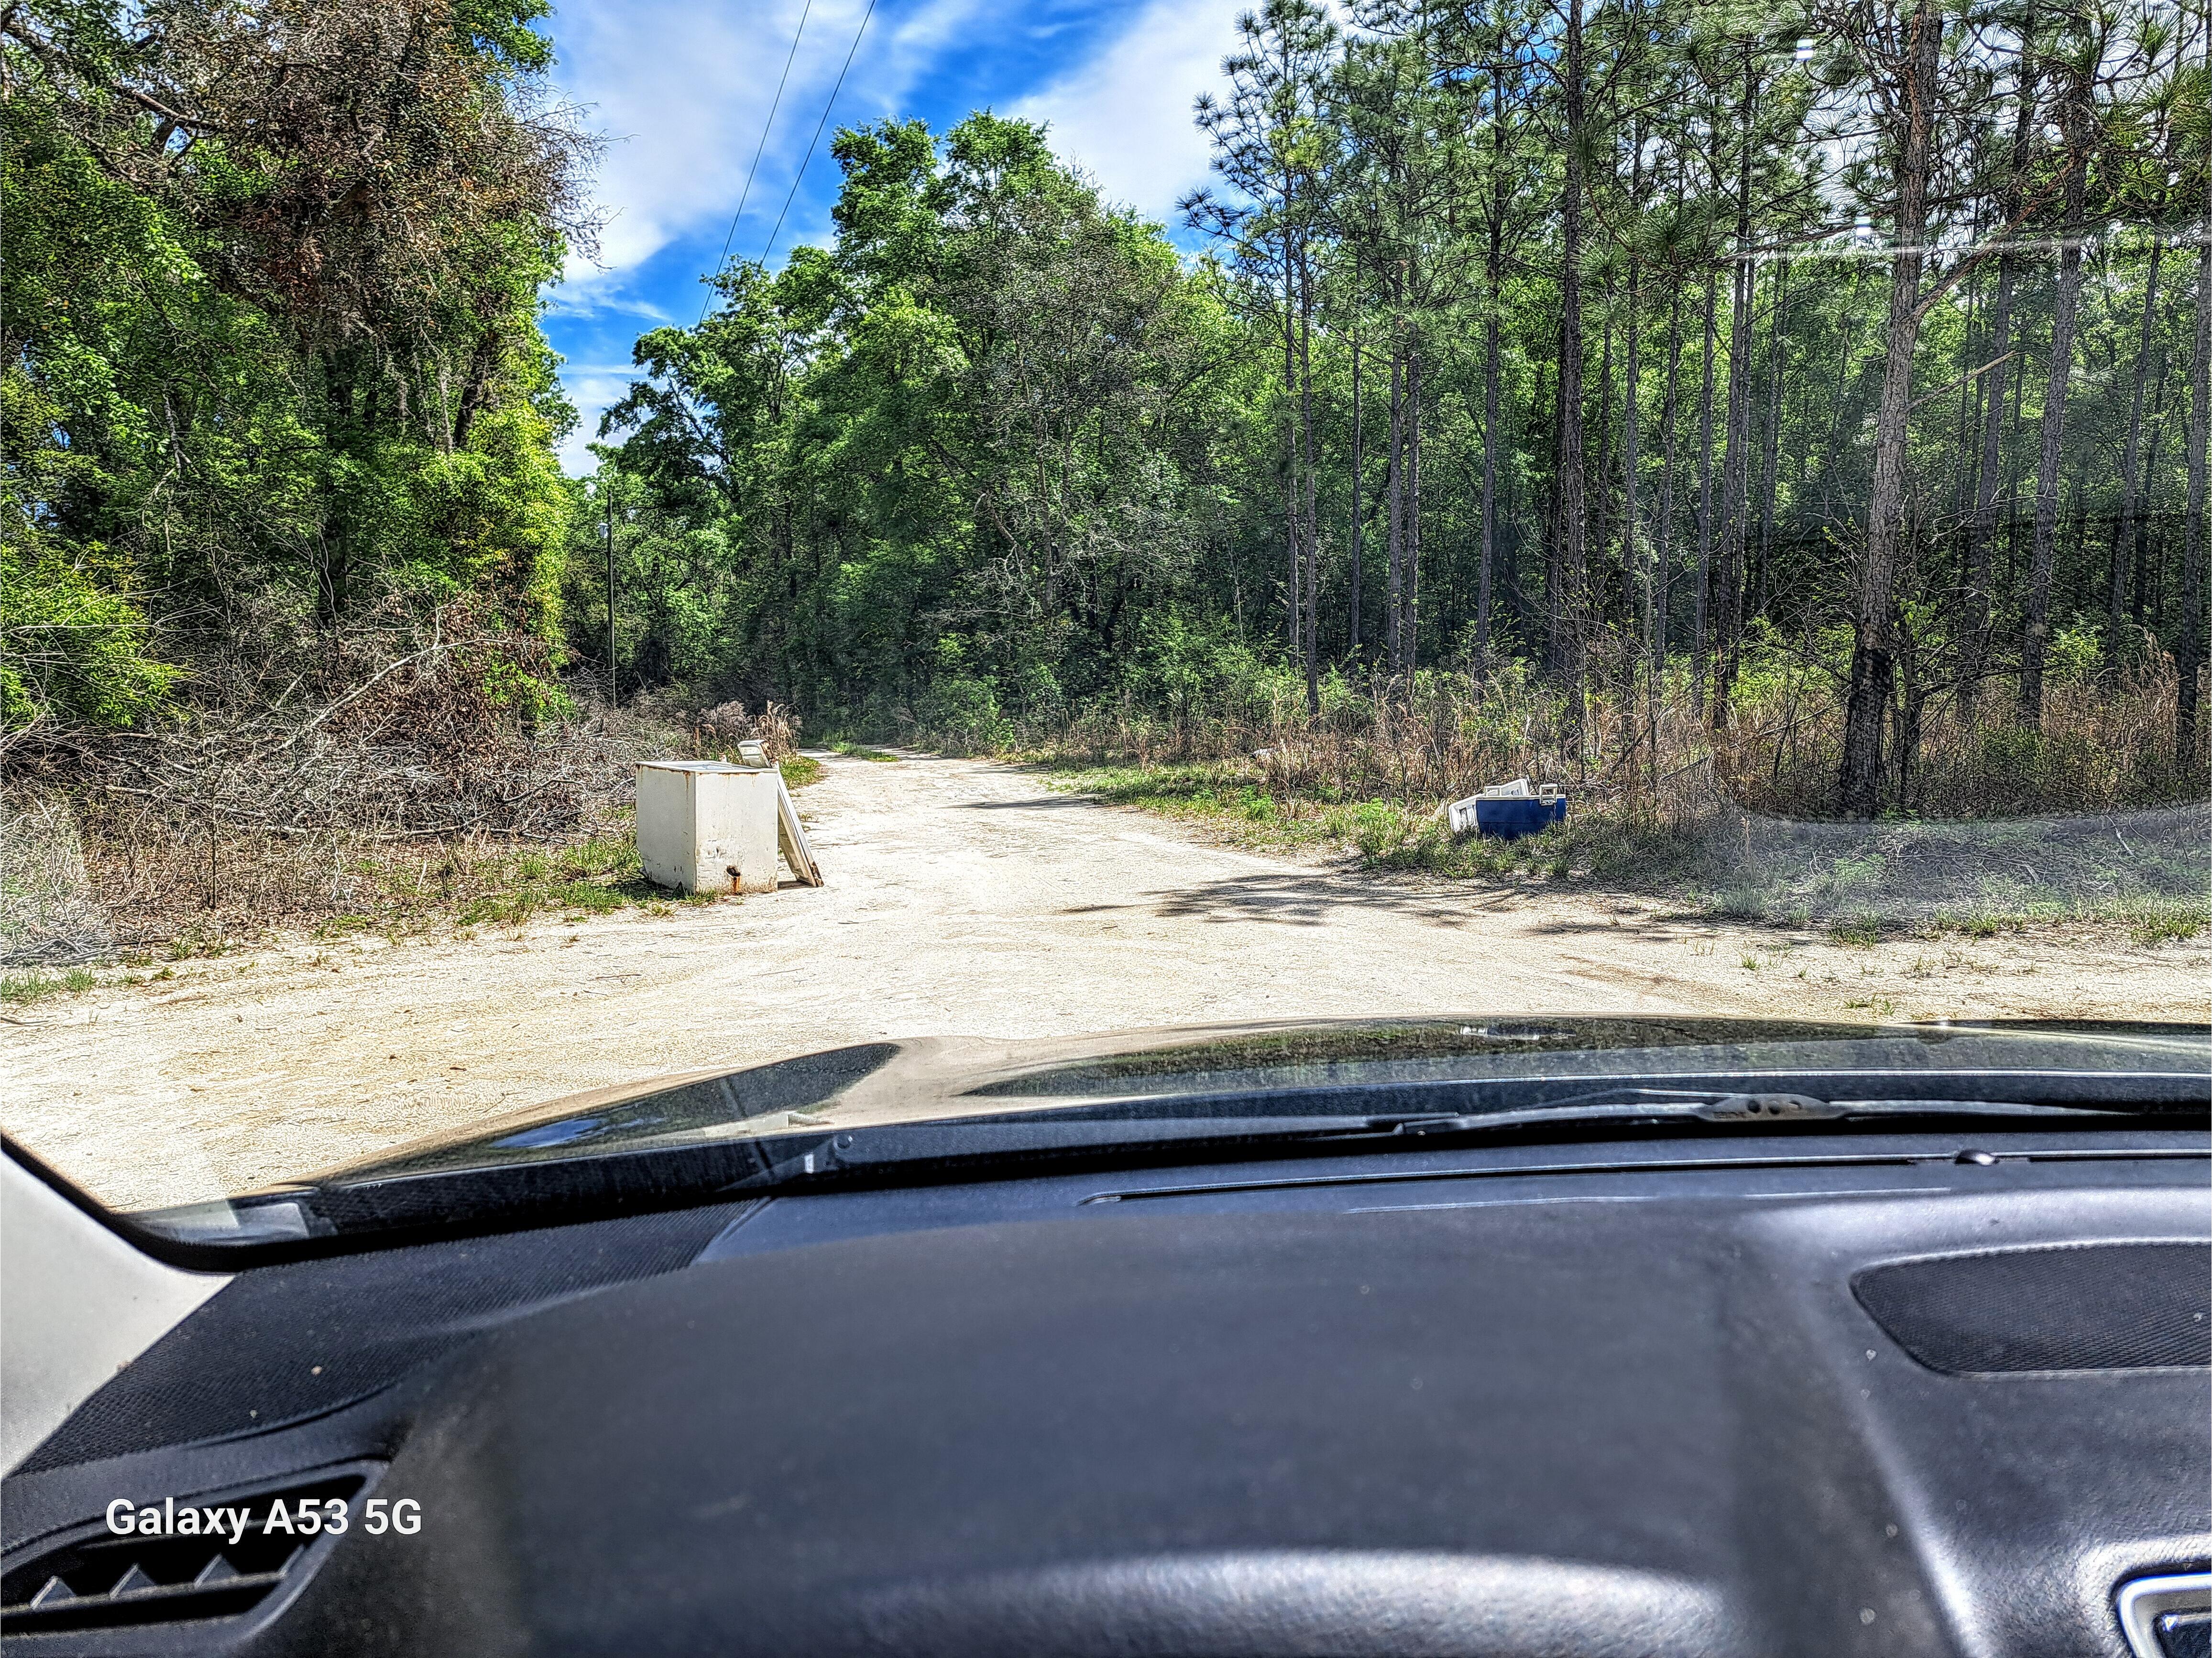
[636, 762, 780, 894]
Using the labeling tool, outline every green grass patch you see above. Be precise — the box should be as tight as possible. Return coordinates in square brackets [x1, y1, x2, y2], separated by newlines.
[830, 741, 900, 762]
[781, 755, 825, 788]
[1, 967, 99, 1004]
[438, 831, 675, 927]
[1048, 761, 1708, 886]
[1345, 799, 1707, 890]
[1045, 761, 1347, 853]
[1051, 759, 2211, 949]
[2118, 895, 2208, 947]
[161, 924, 233, 960]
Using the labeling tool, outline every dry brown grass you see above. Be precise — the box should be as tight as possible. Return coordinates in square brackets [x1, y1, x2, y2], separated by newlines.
[1022, 650, 2206, 827]
[0, 612, 821, 956]
[1727, 659, 2205, 819]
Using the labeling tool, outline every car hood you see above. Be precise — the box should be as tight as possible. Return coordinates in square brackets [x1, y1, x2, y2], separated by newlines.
[261, 1015, 2210, 1193]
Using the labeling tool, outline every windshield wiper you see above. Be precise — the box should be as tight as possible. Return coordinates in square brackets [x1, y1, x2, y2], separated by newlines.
[742, 1091, 2187, 1188]
[1357, 1088, 2108, 1136]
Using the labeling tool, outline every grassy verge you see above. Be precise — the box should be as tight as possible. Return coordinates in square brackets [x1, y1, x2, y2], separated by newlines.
[86, 827, 746, 967]
[1, 967, 100, 1005]
[1045, 758, 2209, 946]
[827, 740, 901, 762]
[1049, 760, 1706, 885]
[92, 757, 832, 960]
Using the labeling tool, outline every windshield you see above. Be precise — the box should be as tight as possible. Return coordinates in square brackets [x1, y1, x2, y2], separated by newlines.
[3, 0, 2207, 1244]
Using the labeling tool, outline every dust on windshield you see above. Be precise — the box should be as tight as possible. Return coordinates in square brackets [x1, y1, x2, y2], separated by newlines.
[2, 0, 2205, 1217]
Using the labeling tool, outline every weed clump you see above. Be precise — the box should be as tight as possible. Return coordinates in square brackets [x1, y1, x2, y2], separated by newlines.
[0, 967, 98, 1004]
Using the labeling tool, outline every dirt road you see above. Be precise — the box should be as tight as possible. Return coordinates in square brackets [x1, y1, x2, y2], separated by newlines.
[7, 751, 2204, 1211]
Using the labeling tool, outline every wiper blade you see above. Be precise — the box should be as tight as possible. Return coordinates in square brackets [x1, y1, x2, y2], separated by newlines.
[1355, 1090, 2117, 1139]
[736, 1091, 2169, 1190]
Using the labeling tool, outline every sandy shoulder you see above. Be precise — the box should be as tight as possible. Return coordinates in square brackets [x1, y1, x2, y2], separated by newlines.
[6, 752, 2203, 1210]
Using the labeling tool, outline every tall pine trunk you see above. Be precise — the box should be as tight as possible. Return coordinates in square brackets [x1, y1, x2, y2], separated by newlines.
[1282, 233, 1301, 658]
[1556, 0, 1590, 746]
[1350, 267, 1365, 658]
[1477, 73, 1507, 687]
[2136, 353, 2172, 622]
[2020, 73, 2088, 727]
[1961, 47, 2034, 720]
[1300, 246, 1320, 716]
[2112, 240, 2162, 656]
[1714, 64, 1756, 711]
[1654, 283, 1685, 781]
[1387, 326, 1406, 676]
[1620, 126, 1645, 768]
[1838, 0, 1943, 818]
[1753, 261, 1787, 616]
[1478, 271, 1501, 685]
[1404, 341, 1424, 676]
[2179, 163, 2211, 764]
[1693, 270, 1719, 717]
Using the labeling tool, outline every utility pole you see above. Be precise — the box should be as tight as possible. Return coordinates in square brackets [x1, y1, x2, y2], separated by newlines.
[605, 484, 618, 705]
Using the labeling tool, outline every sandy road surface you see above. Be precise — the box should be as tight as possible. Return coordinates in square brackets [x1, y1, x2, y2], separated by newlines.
[7, 752, 2205, 1210]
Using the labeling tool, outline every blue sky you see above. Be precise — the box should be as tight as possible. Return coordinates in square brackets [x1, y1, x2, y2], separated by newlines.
[540, 0, 1247, 471]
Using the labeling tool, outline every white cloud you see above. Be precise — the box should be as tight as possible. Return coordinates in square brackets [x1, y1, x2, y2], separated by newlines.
[1013, 0, 1240, 223]
[551, 0, 997, 287]
[556, 367, 643, 474]
[545, 0, 998, 462]
[541, 0, 1231, 470]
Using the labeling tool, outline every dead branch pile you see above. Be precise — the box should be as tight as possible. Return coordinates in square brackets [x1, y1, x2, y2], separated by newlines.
[4, 604, 712, 953]
[691, 699, 801, 762]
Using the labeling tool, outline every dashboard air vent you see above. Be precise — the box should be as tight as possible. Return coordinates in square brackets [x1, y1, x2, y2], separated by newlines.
[0, 1472, 367, 1635]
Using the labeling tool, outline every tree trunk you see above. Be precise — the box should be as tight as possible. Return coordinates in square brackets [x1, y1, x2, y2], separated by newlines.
[2020, 77, 2088, 727]
[2179, 164, 2212, 765]
[2136, 352, 2173, 622]
[1404, 341, 1424, 677]
[1387, 328, 1406, 676]
[1478, 268, 1501, 685]
[1350, 273, 1365, 658]
[1621, 146, 1646, 777]
[1477, 72, 1507, 687]
[1715, 64, 1756, 710]
[1546, 316, 1567, 675]
[1593, 308, 1615, 611]
[1300, 244, 1320, 716]
[1960, 36, 2032, 720]
[1652, 274, 1685, 775]
[1556, 0, 1589, 744]
[1693, 269, 1718, 717]
[1753, 260, 1787, 616]
[2112, 240, 2163, 657]
[1838, 0, 1942, 819]
[1283, 223, 1301, 659]
[1963, 229, 2020, 715]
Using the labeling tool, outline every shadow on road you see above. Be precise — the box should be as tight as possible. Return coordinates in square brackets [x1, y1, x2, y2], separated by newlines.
[958, 796, 1103, 811]
[1062, 871, 1507, 928]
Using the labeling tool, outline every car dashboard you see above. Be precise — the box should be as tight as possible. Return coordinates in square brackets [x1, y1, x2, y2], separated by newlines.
[3, 1126, 2207, 1657]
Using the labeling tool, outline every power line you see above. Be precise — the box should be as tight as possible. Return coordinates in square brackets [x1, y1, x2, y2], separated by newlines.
[699, 0, 815, 324]
[757, 0, 878, 269]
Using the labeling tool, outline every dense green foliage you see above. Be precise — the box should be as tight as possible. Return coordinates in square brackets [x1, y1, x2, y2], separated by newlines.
[10, 0, 2204, 823]
[587, 0, 2207, 815]
[574, 114, 1264, 733]
[1, 0, 588, 731]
